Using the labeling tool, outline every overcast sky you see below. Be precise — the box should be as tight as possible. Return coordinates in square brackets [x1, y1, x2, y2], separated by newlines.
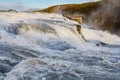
[0, 0, 99, 10]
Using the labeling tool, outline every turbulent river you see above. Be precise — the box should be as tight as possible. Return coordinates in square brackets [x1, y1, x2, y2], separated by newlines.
[0, 12, 120, 80]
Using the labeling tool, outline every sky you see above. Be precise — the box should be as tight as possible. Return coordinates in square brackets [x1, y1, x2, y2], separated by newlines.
[0, 0, 99, 10]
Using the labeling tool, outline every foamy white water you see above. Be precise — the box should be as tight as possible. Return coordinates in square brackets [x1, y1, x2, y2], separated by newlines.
[0, 12, 120, 80]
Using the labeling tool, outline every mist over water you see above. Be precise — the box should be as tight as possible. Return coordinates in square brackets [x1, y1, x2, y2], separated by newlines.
[89, 0, 120, 35]
[0, 12, 120, 80]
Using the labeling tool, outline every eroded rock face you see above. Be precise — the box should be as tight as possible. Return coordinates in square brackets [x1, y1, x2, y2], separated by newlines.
[76, 24, 81, 34]
[64, 15, 86, 40]
[63, 15, 83, 24]
[63, 15, 87, 41]
[62, 15, 83, 34]
[71, 17, 82, 24]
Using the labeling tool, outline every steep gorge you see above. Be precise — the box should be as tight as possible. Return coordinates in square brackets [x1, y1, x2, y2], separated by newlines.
[34, 0, 120, 36]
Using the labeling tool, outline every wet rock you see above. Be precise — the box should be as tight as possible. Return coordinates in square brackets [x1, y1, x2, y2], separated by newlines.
[96, 42, 106, 46]
[76, 24, 81, 34]
[71, 16, 82, 24]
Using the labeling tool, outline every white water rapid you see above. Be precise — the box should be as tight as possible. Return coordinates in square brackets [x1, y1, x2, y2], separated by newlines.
[0, 12, 120, 80]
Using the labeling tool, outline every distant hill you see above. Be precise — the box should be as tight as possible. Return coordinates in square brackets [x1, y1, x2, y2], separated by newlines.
[0, 9, 17, 12]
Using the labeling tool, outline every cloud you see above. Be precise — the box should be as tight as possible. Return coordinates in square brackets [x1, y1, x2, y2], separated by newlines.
[0, 2, 30, 10]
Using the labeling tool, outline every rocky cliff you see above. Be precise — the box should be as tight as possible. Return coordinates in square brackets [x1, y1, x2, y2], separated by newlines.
[34, 0, 120, 36]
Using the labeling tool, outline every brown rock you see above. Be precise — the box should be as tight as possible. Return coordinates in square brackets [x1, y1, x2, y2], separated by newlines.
[71, 17, 83, 24]
[76, 24, 81, 34]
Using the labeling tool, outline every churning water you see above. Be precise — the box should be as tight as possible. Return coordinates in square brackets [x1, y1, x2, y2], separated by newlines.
[0, 12, 120, 80]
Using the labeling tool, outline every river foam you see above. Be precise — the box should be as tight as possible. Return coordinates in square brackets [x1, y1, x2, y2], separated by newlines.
[0, 12, 120, 80]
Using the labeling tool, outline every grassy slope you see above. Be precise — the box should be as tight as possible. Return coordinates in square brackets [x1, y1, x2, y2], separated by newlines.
[34, 1, 102, 16]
